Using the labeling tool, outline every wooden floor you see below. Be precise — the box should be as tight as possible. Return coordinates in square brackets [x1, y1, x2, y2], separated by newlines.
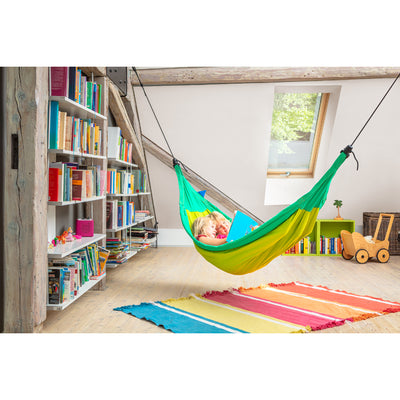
[42, 246, 400, 333]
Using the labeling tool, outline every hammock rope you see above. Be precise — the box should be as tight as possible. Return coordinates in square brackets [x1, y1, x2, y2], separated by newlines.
[132, 67, 400, 274]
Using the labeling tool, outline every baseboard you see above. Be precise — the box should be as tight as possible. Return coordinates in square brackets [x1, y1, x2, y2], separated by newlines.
[157, 229, 194, 247]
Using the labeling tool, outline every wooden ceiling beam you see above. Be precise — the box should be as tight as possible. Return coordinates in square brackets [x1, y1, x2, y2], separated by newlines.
[131, 67, 400, 86]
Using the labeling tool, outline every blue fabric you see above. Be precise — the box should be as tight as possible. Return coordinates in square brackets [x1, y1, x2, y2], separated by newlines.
[114, 302, 247, 333]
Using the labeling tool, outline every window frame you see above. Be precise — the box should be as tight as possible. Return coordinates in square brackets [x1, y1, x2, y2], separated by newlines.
[267, 92, 330, 179]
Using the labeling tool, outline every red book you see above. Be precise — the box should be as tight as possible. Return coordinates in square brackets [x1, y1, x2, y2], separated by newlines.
[48, 167, 61, 201]
[72, 170, 83, 200]
[107, 170, 111, 194]
[50, 67, 69, 97]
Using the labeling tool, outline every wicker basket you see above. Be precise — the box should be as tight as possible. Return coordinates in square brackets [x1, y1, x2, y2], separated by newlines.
[363, 212, 400, 255]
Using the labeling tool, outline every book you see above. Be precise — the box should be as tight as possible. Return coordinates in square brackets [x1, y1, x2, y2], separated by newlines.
[108, 127, 122, 159]
[48, 268, 62, 304]
[72, 169, 83, 200]
[50, 67, 69, 97]
[48, 101, 59, 149]
[48, 167, 61, 201]
[49, 162, 64, 202]
[106, 201, 114, 229]
[226, 210, 258, 242]
[58, 111, 67, 149]
[68, 67, 78, 102]
[98, 247, 110, 274]
[100, 170, 106, 196]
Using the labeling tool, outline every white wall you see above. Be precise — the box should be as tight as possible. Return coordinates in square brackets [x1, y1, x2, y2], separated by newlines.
[135, 78, 400, 245]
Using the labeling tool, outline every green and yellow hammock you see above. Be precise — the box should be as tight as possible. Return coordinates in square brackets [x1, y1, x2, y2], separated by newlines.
[175, 151, 348, 275]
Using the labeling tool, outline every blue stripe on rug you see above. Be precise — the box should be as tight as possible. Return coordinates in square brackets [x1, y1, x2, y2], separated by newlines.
[114, 302, 247, 333]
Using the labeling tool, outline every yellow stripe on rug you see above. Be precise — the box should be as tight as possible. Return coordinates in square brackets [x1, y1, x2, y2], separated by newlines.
[162, 295, 309, 333]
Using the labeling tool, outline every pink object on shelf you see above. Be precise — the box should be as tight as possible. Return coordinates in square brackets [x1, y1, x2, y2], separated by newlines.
[76, 219, 94, 237]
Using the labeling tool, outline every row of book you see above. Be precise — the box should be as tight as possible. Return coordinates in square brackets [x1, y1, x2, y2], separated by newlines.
[107, 168, 144, 195]
[50, 67, 102, 114]
[48, 243, 109, 305]
[48, 162, 106, 202]
[108, 127, 134, 163]
[284, 237, 316, 255]
[284, 236, 344, 255]
[106, 200, 136, 230]
[48, 101, 103, 155]
[106, 238, 130, 264]
[320, 236, 343, 255]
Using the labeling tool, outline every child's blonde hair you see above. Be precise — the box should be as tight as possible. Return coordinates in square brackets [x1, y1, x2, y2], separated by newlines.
[192, 215, 212, 237]
[208, 211, 229, 225]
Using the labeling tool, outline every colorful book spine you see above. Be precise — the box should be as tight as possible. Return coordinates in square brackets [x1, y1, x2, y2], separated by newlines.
[50, 67, 69, 97]
[48, 101, 59, 149]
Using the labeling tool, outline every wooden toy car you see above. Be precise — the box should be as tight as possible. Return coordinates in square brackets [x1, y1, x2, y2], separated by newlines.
[340, 213, 394, 264]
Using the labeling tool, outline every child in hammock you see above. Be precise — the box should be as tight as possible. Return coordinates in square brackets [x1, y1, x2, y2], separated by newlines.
[191, 215, 227, 245]
[208, 211, 231, 239]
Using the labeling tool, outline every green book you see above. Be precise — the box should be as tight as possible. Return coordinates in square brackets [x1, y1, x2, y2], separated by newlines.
[86, 81, 93, 110]
[97, 84, 102, 114]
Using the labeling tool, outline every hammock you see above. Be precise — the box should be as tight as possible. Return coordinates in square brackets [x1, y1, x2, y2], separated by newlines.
[175, 151, 348, 275]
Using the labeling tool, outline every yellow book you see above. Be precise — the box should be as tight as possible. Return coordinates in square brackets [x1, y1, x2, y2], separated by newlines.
[94, 125, 100, 155]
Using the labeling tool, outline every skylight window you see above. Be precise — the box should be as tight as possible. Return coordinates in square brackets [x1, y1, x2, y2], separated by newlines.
[267, 92, 329, 178]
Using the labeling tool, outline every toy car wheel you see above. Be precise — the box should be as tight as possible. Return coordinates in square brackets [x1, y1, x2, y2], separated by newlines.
[355, 249, 369, 264]
[341, 249, 353, 260]
[376, 248, 390, 263]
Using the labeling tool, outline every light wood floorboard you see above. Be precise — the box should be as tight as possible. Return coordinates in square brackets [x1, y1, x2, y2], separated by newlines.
[42, 247, 400, 333]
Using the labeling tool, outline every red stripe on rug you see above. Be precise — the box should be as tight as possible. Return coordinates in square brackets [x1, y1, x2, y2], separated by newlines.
[202, 290, 346, 331]
[268, 282, 400, 314]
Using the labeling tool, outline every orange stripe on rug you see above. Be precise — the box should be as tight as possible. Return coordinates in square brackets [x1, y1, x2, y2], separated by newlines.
[239, 286, 379, 322]
[268, 282, 400, 314]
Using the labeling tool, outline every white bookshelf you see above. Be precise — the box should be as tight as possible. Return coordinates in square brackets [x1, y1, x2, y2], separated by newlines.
[106, 222, 140, 233]
[48, 148, 106, 160]
[107, 193, 139, 198]
[106, 192, 151, 198]
[48, 233, 106, 259]
[47, 273, 106, 310]
[135, 216, 155, 224]
[49, 96, 106, 121]
[48, 195, 106, 207]
[107, 157, 138, 168]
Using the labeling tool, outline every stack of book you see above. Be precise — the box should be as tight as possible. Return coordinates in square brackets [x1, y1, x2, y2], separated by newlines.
[135, 210, 150, 222]
[50, 67, 102, 114]
[127, 228, 151, 250]
[106, 238, 129, 264]
[48, 162, 106, 202]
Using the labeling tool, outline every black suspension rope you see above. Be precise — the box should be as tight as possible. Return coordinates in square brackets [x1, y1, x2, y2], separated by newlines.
[132, 67, 176, 160]
[350, 72, 400, 147]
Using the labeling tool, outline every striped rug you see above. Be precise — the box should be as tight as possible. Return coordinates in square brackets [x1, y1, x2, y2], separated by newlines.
[114, 282, 400, 333]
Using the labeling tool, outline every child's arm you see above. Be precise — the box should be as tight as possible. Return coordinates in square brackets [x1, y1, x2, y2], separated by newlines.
[197, 236, 227, 246]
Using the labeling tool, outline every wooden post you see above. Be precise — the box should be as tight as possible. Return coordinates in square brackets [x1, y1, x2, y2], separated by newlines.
[4, 67, 48, 332]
